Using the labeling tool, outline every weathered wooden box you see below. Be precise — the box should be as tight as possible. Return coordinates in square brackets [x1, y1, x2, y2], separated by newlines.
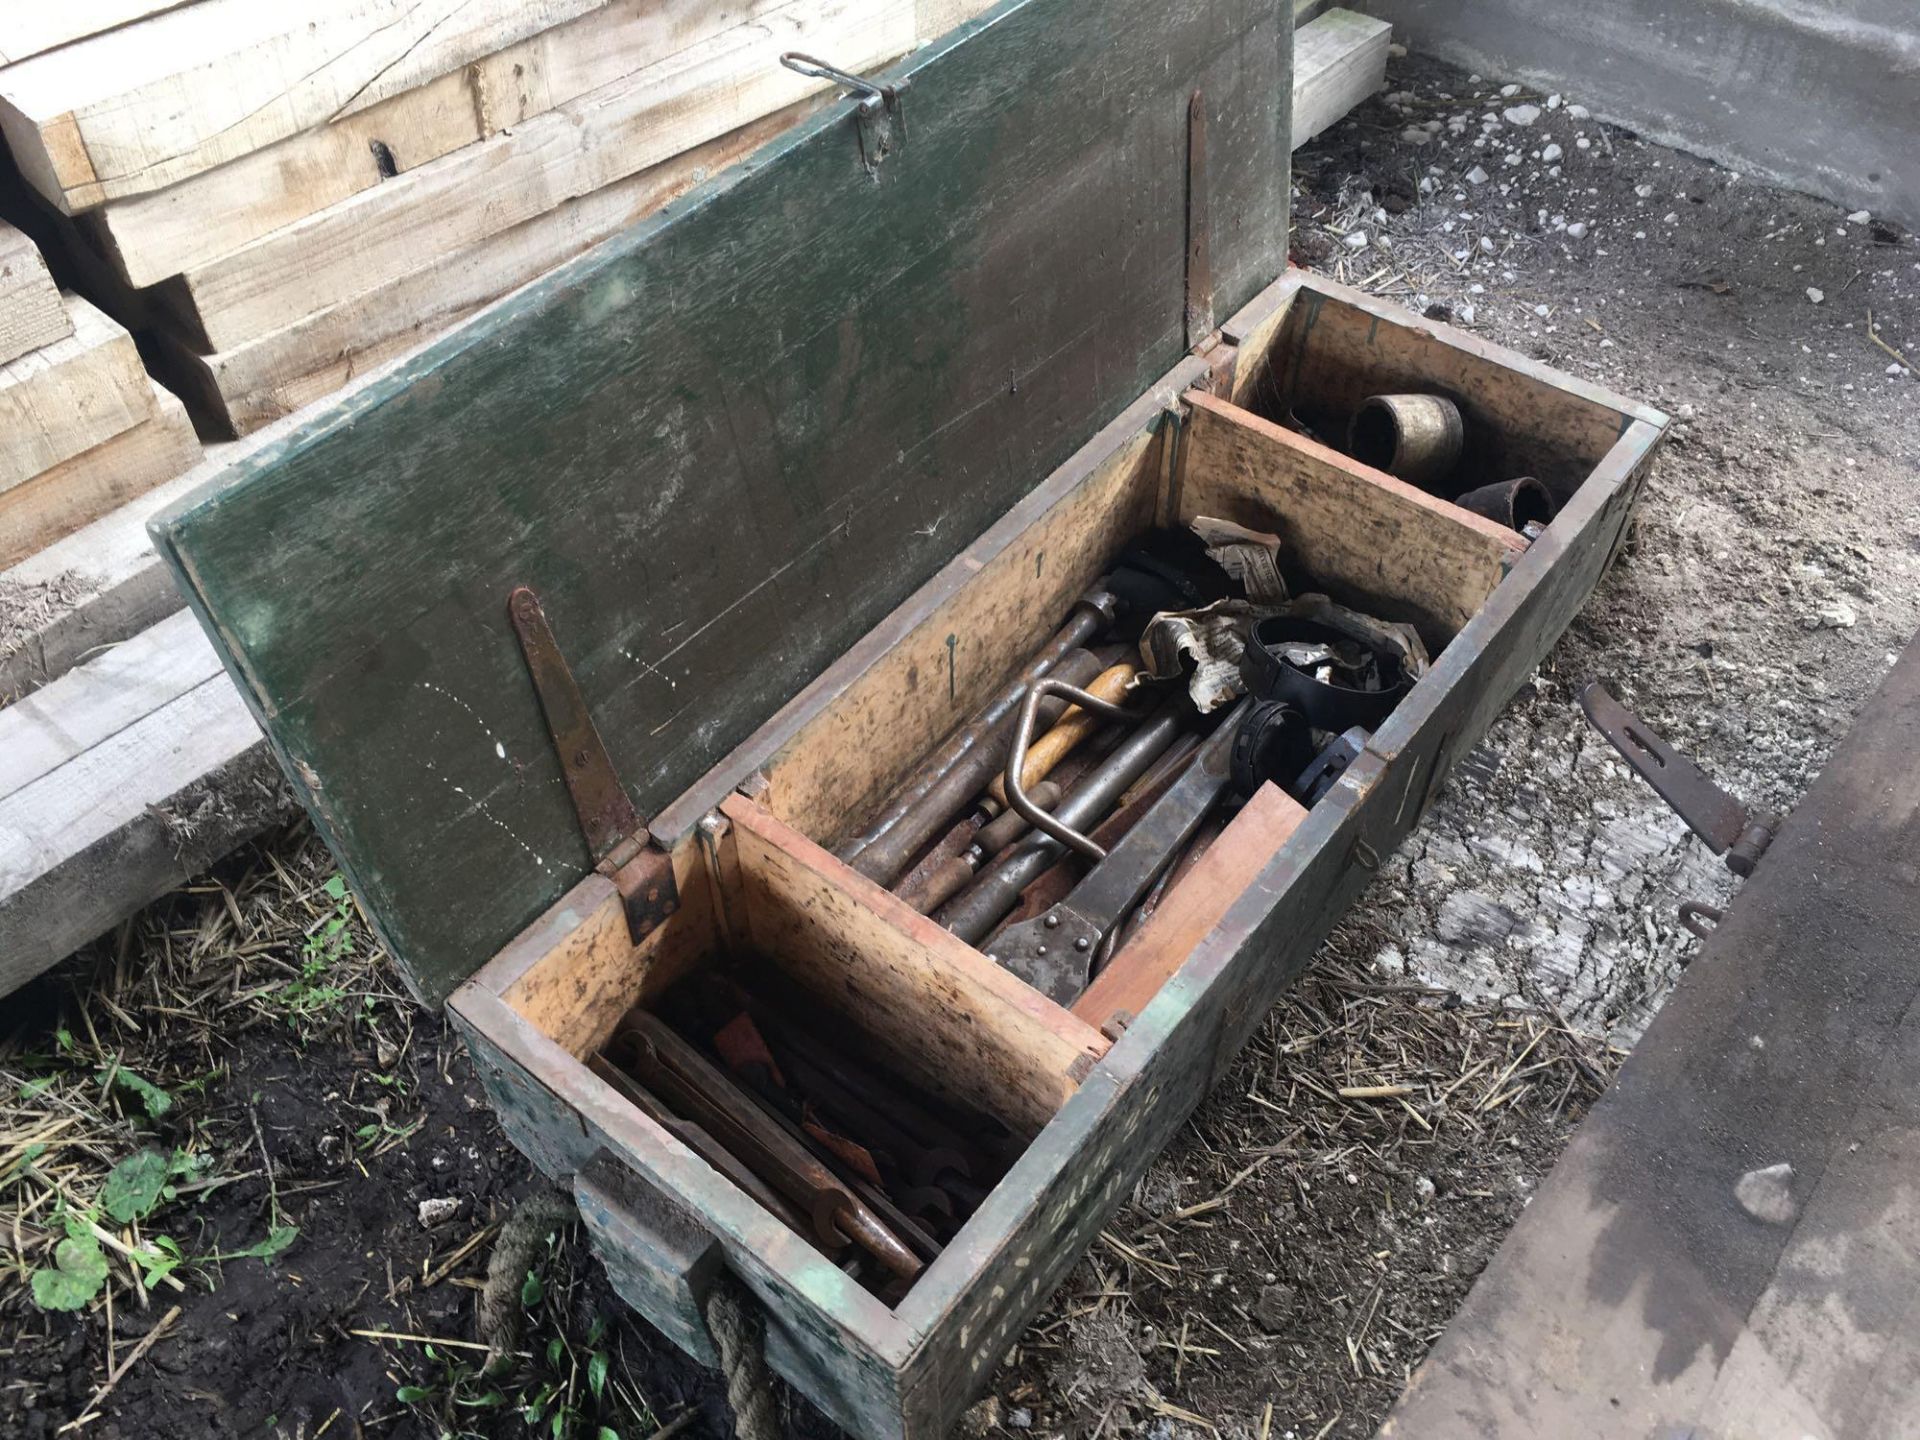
[151, 1, 1665, 1435]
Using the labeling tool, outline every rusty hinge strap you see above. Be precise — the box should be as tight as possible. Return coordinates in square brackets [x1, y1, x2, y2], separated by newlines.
[1185, 89, 1213, 349]
[1579, 679, 1777, 877]
[508, 586, 680, 938]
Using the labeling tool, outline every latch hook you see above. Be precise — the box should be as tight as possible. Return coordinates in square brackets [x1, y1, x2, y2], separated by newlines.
[782, 51, 908, 176]
[781, 51, 889, 117]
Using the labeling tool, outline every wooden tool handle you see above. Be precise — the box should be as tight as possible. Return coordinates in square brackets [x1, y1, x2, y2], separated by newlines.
[989, 663, 1135, 807]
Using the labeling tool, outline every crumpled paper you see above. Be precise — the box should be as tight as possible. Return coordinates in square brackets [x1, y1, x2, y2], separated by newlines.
[1136, 592, 1429, 713]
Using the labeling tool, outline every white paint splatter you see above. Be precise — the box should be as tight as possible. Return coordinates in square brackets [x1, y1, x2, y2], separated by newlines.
[425, 759, 558, 873]
[620, 647, 678, 689]
[418, 680, 510, 762]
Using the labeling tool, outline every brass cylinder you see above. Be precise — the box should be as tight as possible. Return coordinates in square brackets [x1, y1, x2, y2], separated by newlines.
[1347, 394, 1464, 490]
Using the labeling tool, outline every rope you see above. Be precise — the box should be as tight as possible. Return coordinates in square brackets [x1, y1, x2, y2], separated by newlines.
[702, 1273, 781, 1440]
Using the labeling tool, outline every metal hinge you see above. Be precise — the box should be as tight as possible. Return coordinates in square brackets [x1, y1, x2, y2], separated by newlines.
[508, 586, 679, 942]
[1580, 679, 1778, 937]
[782, 52, 908, 177]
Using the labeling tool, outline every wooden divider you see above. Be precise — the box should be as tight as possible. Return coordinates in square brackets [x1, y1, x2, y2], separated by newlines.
[1072, 782, 1308, 1032]
[1177, 390, 1523, 642]
[723, 794, 1108, 1137]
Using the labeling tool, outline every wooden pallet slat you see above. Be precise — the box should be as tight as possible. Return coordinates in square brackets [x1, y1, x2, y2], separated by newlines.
[0, 2, 193, 66]
[0, 382, 202, 569]
[159, 99, 819, 435]
[0, 614, 284, 996]
[0, 0, 617, 212]
[88, 0, 789, 288]
[154, 0, 920, 352]
[0, 294, 153, 491]
[0, 219, 71, 365]
[1292, 8, 1393, 150]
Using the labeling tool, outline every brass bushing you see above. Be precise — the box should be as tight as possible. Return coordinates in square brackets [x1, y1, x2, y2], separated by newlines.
[1348, 394, 1465, 489]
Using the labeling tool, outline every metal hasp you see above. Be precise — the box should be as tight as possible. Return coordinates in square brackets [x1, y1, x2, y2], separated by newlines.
[1580, 679, 1779, 879]
[996, 697, 1250, 1003]
[781, 51, 908, 176]
[508, 586, 679, 941]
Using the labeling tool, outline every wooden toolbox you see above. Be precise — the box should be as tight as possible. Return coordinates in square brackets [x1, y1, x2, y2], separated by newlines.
[150, 0, 1666, 1434]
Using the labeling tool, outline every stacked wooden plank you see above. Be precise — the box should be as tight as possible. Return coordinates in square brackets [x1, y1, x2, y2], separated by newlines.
[0, 218, 201, 567]
[0, 0, 988, 437]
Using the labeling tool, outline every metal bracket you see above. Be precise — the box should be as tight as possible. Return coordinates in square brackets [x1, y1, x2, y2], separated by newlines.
[1579, 679, 1778, 879]
[508, 586, 679, 941]
[782, 52, 908, 177]
[1184, 89, 1214, 349]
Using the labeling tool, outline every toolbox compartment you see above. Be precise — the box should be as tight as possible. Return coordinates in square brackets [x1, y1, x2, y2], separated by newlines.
[446, 269, 1667, 1436]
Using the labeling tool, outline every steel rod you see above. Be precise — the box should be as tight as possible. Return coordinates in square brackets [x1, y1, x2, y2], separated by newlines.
[935, 693, 1190, 945]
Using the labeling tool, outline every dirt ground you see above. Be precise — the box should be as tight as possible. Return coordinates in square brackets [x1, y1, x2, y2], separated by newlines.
[4, 49, 1917, 1440]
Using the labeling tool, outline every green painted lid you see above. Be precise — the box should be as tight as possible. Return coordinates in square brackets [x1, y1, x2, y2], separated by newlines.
[152, 0, 1292, 1004]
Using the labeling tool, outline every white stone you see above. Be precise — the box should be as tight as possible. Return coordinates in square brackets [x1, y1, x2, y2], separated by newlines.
[1546, 93, 1563, 110]
[1576, 137, 1592, 150]
[1503, 104, 1541, 127]
[1344, 229, 1371, 250]
[1466, 165, 1490, 185]
[1500, 83, 1520, 97]
[1848, 209, 1871, 223]
[1403, 127, 1430, 144]
[1568, 104, 1591, 119]
[1806, 286, 1825, 303]
[418, 1197, 460, 1227]
[1814, 599, 1857, 629]
[1458, 303, 1477, 324]
[1479, 236, 1495, 254]
[1567, 222, 1589, 239]
[1734, 1164, 1797, 1225]
[1635, 184, 1654, 198]
[1664, 212, 1679, 224]
[1541, 143, 1563, 162]
[1533, 304, 1551, 318]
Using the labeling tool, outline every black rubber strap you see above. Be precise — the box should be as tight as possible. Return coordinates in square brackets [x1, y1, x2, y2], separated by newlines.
[1240, 616, 1412, 732]
[1229, 700, 1311, 796]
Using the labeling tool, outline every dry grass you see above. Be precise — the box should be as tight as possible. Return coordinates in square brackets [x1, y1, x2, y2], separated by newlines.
[991, 916, 1623, 1438]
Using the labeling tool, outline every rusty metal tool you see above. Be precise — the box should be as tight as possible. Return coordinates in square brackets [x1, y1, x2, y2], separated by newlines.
[1580, 680, 1779, 940]
[749, 1008, 1007, 1180]
[937, 692, 1192, 945]
[988, 663, 1136, 809]
[586, 1053, 817, 1241]
[610, 1012, 924, 1282]
[844, 646, 1108, 887]
[991, 698, 1250, 1002]
[1580, 680, 1778, 877]
[986, 731, 1204, 938]
[893, 780, 1062, 915]
[838, 588, 1119, 882]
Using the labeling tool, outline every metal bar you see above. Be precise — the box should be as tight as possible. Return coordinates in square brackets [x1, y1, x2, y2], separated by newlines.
[612, 1013, 923, 1282]
[1003, 679, 1145, 859]
[992, 698, 1248, 1002]
[1184, 89, 1213, 347]
[936, 693, 1191, 945]
[1578, 680, 1751, 858]
[507, 586, 639, 862]
[843, 636, 1109, 886]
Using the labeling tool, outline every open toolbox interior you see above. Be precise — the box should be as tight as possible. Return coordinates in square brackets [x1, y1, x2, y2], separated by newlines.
[464, 274, 1644, 1311]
